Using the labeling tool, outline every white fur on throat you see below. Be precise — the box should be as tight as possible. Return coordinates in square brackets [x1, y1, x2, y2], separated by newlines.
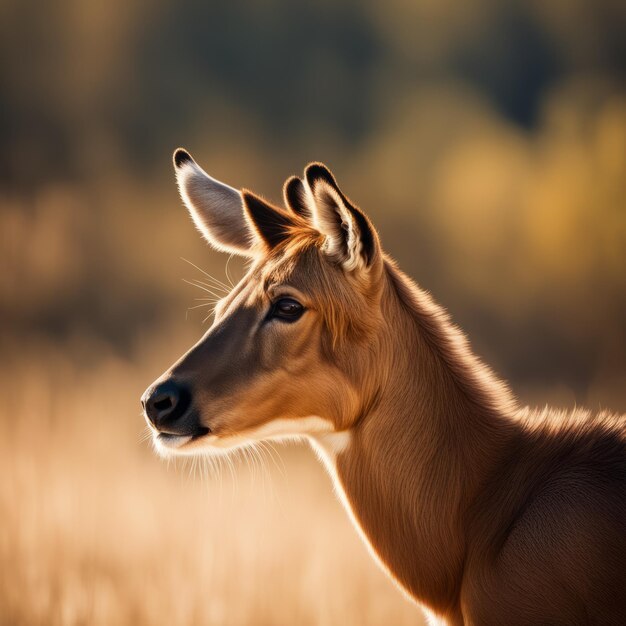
[154, 416, 351, 459]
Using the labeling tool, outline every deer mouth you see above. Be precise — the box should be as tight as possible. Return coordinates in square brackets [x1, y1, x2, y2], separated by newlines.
[154, 423, 211, 449]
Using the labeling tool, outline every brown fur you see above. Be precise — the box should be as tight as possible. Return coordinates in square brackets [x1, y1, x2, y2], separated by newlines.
[146, 156, 626, 625]
[332, 259, 625, 624]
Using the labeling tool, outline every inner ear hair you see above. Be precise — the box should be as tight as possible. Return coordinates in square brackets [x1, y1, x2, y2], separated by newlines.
[304, 163, 377, 267]
[173, 148, 253, 256]
[242, 190, 297, 250]
[283, 176, 310, 218]
[313, 183, 352, 260]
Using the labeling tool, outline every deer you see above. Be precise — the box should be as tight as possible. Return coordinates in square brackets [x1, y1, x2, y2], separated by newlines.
[141, 149, 626, 625]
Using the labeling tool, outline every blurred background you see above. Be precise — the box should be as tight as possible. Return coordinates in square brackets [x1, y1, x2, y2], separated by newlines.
[1, 0, 624, 624]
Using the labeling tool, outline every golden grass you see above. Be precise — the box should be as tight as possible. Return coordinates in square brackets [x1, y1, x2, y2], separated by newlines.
[0, 339, 422, 625]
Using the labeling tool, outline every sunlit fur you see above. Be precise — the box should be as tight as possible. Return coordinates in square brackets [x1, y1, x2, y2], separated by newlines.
[148, 155, 626, 625]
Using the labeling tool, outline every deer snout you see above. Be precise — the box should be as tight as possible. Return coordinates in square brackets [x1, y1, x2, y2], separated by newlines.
[142, 379, 193, 432]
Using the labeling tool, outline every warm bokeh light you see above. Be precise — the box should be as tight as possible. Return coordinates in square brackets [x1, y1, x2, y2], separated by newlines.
[1, 1, 624, 624]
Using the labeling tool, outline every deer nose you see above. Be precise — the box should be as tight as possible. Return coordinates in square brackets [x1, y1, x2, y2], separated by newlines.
[142, 380, 192, 430]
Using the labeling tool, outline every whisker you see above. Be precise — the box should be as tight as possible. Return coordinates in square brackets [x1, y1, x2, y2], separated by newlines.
[138, 426, 154, 444]
[223, 452, 237, 497]
[251, 441, 272, 504]
[242, 446, 255, 482]
[258, 440, 286, 479]
[190, 278, 229, 296]
[182, 278, 224, 300]
[225, 254, 235, 288]
[187, 302, 218, 311]
[202, 310, 217, 324]
[180, 257, 231, 291]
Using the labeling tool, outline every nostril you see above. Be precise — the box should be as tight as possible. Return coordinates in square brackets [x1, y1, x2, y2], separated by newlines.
[144, 380, 191, 428]
[153, 396, 173, 412]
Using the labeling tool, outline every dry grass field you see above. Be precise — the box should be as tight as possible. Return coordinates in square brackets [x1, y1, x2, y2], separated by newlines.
[0, 336, 422, 626]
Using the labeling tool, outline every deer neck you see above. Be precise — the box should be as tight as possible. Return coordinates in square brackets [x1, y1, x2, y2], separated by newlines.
[311, 262, 517, 616]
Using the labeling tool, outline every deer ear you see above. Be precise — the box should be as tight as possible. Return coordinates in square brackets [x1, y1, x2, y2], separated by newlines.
[304, 163, 378, 271]
[283, 176, 310, 218]
[173, 148, 254, 256]
[242, 190, 298, 250]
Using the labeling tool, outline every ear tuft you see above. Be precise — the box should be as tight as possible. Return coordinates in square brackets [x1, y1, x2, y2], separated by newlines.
[173, 148, 193, 169]
[242, 191, 297, 250]
[283, 176, 310, 217]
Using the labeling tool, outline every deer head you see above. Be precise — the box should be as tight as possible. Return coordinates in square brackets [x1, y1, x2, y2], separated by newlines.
[142, 149, 386, 457]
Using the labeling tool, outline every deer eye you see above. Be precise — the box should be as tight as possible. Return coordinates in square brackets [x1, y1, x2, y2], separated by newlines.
[271, 297, 304, 322]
